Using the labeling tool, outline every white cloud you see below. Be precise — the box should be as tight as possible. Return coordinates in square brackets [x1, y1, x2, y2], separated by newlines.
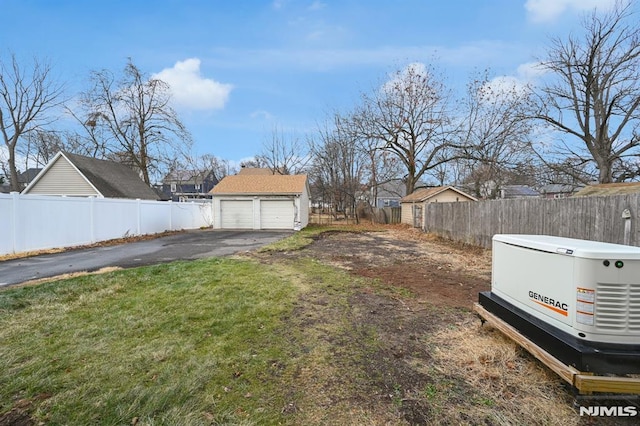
[308, 1, 326, 11]
[272, 0, 288, 10]
[525, 0, 617, 23]
[153, 58, 233, 111]
[516, 61, 547, 80]
[382, 62, 430, 93]
[482, 62, 546, 101]
[482, 76, 529, 100]
[250, 110, 274, 121]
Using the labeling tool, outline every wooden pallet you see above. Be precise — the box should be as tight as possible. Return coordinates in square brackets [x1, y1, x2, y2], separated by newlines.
[473, 302, 640, 395]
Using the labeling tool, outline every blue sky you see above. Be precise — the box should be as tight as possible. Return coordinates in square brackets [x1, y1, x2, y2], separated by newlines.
[1, 0, 626, 167]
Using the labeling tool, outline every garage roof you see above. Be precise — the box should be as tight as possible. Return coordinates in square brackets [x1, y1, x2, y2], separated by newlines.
[401, 186, 477, 203]
[210, 174, 308, 195]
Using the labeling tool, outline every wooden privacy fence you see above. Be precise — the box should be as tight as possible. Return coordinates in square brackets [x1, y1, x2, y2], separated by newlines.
[374, 207, 402, 224]
[423, 194, 640, 248]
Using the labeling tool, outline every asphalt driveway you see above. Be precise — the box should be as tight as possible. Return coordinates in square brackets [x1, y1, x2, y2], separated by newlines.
[0, 229, 292, 288]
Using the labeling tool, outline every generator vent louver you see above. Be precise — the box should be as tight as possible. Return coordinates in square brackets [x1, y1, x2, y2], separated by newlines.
[596, 282, 640, 332]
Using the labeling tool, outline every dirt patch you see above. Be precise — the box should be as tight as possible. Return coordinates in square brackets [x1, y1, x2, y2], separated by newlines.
[0, 394, 51, 426]
[304, 228, 491, 308]
[267, 227, 627, 425]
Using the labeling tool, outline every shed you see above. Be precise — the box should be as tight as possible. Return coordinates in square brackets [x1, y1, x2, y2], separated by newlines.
[22, 151, 159, 200]
[401, 186, 477, 227]
[210, 174, 309, 230]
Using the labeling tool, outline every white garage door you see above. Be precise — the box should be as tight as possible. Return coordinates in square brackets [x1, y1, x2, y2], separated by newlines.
[260, 200, 295, 229]
[220, 200, 254, 229]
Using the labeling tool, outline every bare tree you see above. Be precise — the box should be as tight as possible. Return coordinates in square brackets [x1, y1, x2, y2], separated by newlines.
[533, 1, 640, 183]
[0, 54, 64, 191]
[257, 126, 310, 175]
[310, 116, 367, 221]
[75, 59, 192, 184]
[457, 71, 536, 198]
[18, 129, 98, 168]
[239, 157, 268, 169]
[182, 152, 236, 181]
[351, 63, 455, 195]
[337, 111, 403, 206]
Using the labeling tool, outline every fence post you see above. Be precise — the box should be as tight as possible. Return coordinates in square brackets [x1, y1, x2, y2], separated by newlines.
[10, 192, 19, 254]
[89, 196, 96, 243]
[136, 199, 141, 235]
[169, 200, 173, 230]
[622, 208, 631, 246]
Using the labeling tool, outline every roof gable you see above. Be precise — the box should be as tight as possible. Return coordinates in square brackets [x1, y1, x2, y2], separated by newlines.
[375, 180, 407, 198]
[210, 174, 308, 195]
[237, 167, 275, 176]
[401, 186, 477, 203]
[24, 152, 158, 200]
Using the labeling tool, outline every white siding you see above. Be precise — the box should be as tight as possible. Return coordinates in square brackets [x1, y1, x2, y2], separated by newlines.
[401, 202, 420, 226]
[25, 156, 98, 196]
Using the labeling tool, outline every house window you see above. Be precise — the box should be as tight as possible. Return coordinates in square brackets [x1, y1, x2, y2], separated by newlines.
[171, 183, 177, 192]
[195, 183, 201, 191]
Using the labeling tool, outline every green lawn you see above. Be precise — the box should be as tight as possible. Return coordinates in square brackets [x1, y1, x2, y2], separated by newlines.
[0, 258, 301, 425]
[0, 226, 581, 425]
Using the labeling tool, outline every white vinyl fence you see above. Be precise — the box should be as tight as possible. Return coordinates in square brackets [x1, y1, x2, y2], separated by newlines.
[1, 192, 213, 256]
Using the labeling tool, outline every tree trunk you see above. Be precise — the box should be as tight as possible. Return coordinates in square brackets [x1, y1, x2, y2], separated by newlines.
[8, 144, 20, 192]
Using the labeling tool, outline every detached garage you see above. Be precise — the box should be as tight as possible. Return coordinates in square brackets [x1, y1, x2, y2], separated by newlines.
[210, 173, 309, 230]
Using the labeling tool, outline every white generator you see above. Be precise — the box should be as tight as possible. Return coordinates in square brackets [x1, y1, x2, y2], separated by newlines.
[479, 234, 640, 374]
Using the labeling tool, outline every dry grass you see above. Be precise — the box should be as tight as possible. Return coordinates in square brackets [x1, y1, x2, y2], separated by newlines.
[428, 315, 578, 425]
[0, 248, 66, 262]
[2, 267, 123, 290]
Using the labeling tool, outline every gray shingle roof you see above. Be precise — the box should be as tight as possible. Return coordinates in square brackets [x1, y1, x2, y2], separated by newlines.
[64, 152, 159, 200]
[501, 185, 539, 198]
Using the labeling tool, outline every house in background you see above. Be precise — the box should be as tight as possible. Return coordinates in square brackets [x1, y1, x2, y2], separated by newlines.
[210, 172, 309, 230]
[0, 176, 10, 194]
[538, 184, 583, 199]
[160, 170, 218, 201]
[499, 185, 540, 199]
[401, 186, 477, 227]
[573, 182, 640, 197]
[18, 168, 42, 190]
[371, 179, 406, 208]
[22, 151, 159, 200]
[1, 168, 42, 193]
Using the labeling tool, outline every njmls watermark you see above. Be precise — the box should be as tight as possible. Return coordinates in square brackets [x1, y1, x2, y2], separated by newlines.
[579, 406, 638, 417]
